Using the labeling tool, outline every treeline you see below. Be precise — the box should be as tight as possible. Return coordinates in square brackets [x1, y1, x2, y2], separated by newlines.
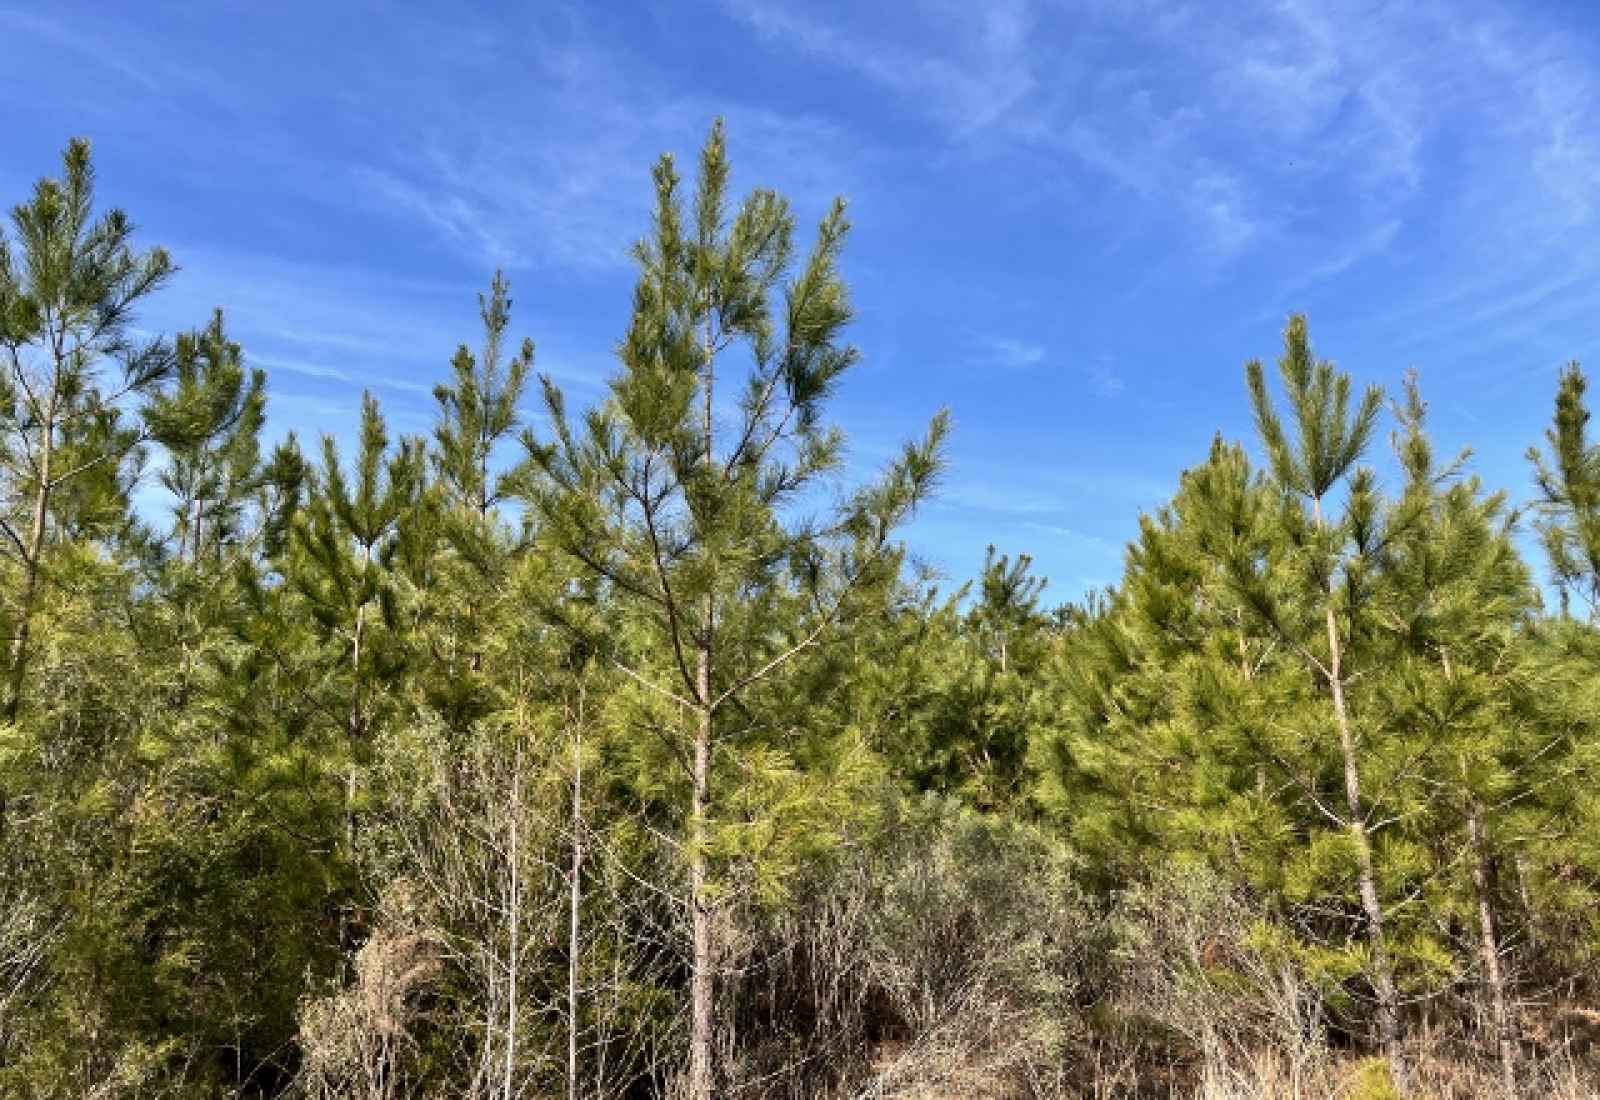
[4, 128, 1600, 1100]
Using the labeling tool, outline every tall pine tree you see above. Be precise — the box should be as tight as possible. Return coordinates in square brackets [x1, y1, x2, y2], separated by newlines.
[0, 138, 174, 720]
[523, 121, 945, 1100]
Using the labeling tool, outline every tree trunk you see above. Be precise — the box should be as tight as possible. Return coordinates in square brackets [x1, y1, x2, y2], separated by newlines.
[1467, 798, 1517, 1096]
[188, 488, 205, 566]
[3, 409, 53, 724]
[1514, 854, 1537, 955]
[503, 740, 522, 1100]
[568, 716, 583, 1100]
[1326, 605, 1407, 1093]
[686, 294, 719, 1100]
[687, 637, 715, 1100]
[348, 552, 370, 740]
[344, 546, 373, 852]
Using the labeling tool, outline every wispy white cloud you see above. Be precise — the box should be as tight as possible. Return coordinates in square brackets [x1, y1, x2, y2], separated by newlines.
[0, 9, 160, 94]
[935, 460, 1171, 520]
[718, 0, 1038, 139]
[1087, 364, 1124, 399]
[715, 0, 1600, 286]
[249, 356, 355, 384]
[332, 21, 870, 275]
[971, 336, 1047, 371]
[151, 249, 464, 356]
[137, 248, 541, 439]
[10, 5, 869, 283]
[11, 0, 1597, 596]
[1279, 219, 1404, 297]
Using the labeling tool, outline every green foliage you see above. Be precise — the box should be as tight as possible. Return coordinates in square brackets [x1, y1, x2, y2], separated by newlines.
[524, 119, 946, 897]
[1038, 318, 1599, 1091]
[288, 392, 428, 741]
[1342, 1058, 1403, 1100]
[145, 309, 268, 564]
[6, 133, 1600, 1100]
[433, 270, 533, 518]
[1530, 361, 1600, 617]
[1246, 313, 1381, 504]
[873, 547, 1056, 808]
[0, 137, 176, 719]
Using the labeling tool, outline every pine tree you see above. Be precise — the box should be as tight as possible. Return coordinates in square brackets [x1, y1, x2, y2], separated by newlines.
[293, 393, 426, 743]
[140, 310, 271, 710]
[433, 271, 533, 521]
[888, 547, 1052, 808]
[279, 392, 429, 868]
[425, 273, 535, 721]
[1036, 438, 1281, 882]
[523, 120, 945, 1099]
[1379, 375, 1535, 1095]
[1044, 318, 1415, 1084]
[1227, 315, 1421, 1089]
[1041, 345, 1600, 1090]
[1529, 363, 1600, 617]
[0, 138, 175, 720]
[145, 309, 268, 566]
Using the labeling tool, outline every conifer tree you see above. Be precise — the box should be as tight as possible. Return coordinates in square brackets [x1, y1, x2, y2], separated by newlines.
[145, 309, 268, 566]
[1046, 318, 1415, 1084]
[1529, 363, 1600, 617]
[1380, 376, 1533, 1094]
[434, 271, 533, 521]
[889, 547, 1052, 807]
[280, 393, 428, 866]
[1229, 315, 1417, 1089]
[426, 273, 535, 719]
[1041, 348, 1600, 1091]
[293, 392, 426, 743]
[524, 120, 945, 1099]
[140, 311, 270, 708]
[0, 138, 174, 720]
[973, 545, 1048, 674]
[1035, 438, 1279, 880]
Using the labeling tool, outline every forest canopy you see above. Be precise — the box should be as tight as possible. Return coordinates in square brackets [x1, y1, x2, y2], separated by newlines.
[4, 129, 1600, 1100]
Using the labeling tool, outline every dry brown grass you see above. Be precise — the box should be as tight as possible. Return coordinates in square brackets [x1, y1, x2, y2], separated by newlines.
[1187, 1047, 1600, 1100]
[830, 1041, 1600, 1100]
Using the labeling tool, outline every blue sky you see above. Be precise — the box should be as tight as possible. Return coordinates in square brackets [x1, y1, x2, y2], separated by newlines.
[4, 0, 1600, 602]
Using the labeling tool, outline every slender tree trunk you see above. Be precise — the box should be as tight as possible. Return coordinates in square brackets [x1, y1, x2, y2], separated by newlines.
[1307, 494, 1406, 1091]
[1514, 854, 1537, 955]
[343, 545, 375, 851]
[188, 489, 205, 566]
[1466, 797, 1517, 1096]
[503, 739, 522, 1100]
[176, 500, 191, 565]
[1441, 644, 1517, 1096]
[4, 407, 54, 724]
[687, 637, 715, 1100]
[1325, 605, 1407, 1093]
[343, 609, 366, 855]
[175, 480, 203, 711]
[686, 300, 719, 1100]
[568, 714, 583, 1100]
[349, 550, 371, 739]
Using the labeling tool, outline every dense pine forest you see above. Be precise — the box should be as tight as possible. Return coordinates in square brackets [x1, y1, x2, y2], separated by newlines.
[7, 127, 1600, 1100]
